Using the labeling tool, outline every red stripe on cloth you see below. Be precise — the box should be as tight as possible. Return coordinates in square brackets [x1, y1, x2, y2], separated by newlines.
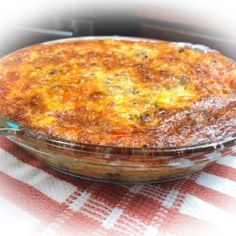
[91, 183, 129, 207]
[123, 193, 163, 224]
[181, 179, 236, 215]
[53, 211, 101, 236]
[205, 162, 236, 182]
[161, 209, 222, 236]
[0, 171, 67, 223]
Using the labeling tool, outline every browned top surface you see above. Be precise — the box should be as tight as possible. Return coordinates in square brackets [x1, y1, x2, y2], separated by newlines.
[0, 38, 236, 148]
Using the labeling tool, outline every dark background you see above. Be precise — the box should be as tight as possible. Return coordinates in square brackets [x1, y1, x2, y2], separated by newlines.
[1, 4, 235, 60]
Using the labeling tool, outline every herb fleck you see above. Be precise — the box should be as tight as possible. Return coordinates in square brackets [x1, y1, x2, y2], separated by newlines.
[140, 114, 151, 122]
[49, 69, 58, 75]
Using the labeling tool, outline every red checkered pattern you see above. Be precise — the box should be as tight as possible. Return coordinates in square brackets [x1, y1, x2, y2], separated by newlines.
[0, 136, 236, 236]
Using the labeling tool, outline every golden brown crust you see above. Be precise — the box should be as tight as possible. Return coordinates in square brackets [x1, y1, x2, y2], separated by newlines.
[0, 38, 236, 148]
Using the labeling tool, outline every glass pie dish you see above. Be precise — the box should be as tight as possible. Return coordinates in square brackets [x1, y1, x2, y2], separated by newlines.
[0, 117, 235, 183]
[0, 36, 235, 183]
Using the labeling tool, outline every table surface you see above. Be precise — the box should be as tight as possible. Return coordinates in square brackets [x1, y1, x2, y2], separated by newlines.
[0, 136, 236, 236]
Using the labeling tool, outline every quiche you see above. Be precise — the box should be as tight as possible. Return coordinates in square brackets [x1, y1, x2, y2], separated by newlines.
[0, 38, 235, 148]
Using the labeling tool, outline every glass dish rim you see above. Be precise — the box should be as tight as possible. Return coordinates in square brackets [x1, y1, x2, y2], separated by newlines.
[0, 35, 235, 157]
[1, 117, 236, 157]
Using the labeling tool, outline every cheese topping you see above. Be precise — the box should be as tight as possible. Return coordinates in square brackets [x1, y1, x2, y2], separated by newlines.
[0, 38, 235, 148]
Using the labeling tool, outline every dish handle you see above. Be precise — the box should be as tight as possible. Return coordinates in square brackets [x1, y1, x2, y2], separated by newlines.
[0, 128, 20, 136]
[0, 119, 22, 137]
